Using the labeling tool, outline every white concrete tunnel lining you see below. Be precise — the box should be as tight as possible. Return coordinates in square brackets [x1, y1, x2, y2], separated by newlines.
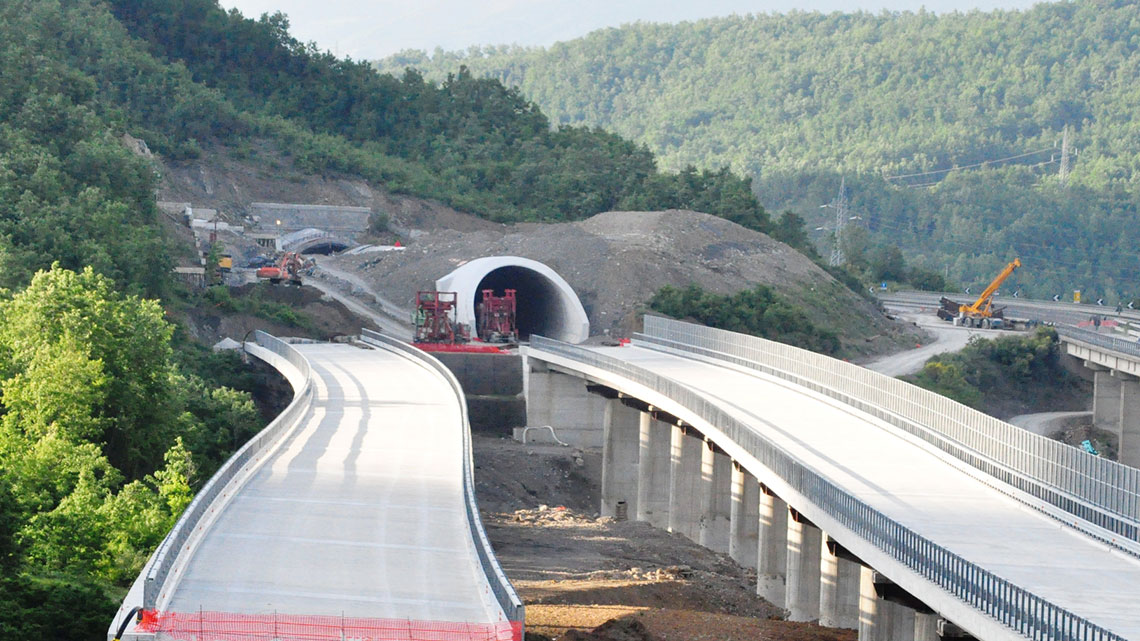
[435, 256, 589, 344]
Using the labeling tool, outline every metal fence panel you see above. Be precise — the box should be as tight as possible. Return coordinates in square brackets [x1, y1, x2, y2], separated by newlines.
[528, 334, 1124, 641]
[637, 316, 1140, 548]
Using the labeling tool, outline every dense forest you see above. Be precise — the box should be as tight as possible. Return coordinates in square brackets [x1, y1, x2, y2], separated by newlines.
[377, 3, 1140, 299]
[0, 1, 819, 636]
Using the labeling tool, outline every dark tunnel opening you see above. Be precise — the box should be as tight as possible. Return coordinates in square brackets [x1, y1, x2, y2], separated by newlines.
[475, 266, 567, 340]
[300, 241, 350, 255]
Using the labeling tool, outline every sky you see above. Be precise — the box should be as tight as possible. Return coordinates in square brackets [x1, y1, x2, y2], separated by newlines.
[217, 0, 1044, 61]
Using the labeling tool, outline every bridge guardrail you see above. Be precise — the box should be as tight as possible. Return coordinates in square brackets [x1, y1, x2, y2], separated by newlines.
[636, 316, 1140, 550]
[360, 329, 524, 629]
[143, 331, 313, 610]
[1057, 325, 1140, 360]
[530, 334, 1125, 641]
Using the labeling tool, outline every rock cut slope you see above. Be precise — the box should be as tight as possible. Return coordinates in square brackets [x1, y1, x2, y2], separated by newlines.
[329, 209, 908, 354]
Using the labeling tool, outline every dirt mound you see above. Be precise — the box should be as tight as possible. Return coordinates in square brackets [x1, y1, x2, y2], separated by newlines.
[331, 210, 913, 355]
[559, 618, 658, 641]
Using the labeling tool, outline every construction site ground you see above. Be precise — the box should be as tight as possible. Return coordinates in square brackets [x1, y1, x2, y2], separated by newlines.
[472, 435, 855, 641]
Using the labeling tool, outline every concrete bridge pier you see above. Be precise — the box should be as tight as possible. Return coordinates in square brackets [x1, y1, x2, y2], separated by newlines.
[668, 425, 707, 541]
[1118, 373, 1140, 466]
[858, 569, 937, 641]
[728, 463, 759, 569]
[785, 508, 822, 622]
[819, 538, 860, 629]
[600, 398, 640, 518]
[757, 486, 788, 608]
[523, 360, 608, 446]
[1091, 366, 1122, 434]
[699, 446, 732, 553]
[636, 412, 671, 527]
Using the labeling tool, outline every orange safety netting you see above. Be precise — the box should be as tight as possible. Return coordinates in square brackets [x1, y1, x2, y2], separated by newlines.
[137, 610, 522, 641]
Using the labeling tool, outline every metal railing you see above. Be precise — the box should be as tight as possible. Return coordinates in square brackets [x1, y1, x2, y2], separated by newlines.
[529, 334, 1125, 641]
[635, 316, 1140, 550]
[360, 329, 524, 628]
[1057, 325, 1140, 360]
[143, 331, 314, 609]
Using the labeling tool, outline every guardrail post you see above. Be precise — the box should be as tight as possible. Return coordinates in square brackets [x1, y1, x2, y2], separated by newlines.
[601, 399, 640, 518]
[785, 508, 823, 622]
[757, 485, 788, 608]
[636, 412, 671, 528]
[728, 463, 759, 569]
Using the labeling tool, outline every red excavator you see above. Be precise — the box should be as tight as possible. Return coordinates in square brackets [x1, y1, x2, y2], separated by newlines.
[256, 252, 307, 285]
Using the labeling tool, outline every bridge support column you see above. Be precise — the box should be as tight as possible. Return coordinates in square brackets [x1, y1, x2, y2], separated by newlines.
[785, 509, 822, 622]
[669, 425, 706, 541]
[1093, 368, 1121, 434]
[859, 570, 922, 641]
[636, 413, 671, 528]
[819, 539, 859, 629]
[728, 463, 759, 569]
[913, 612, 939, 641]
[756, 487, 787, 608]
[699, 446, 732, 553]
[601, 399, 640, 518]
[523, 361, 608, 446]
[1118, 374, 1140, 467]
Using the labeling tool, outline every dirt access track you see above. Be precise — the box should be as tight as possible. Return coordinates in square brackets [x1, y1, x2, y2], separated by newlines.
[473, 436, 855, 641]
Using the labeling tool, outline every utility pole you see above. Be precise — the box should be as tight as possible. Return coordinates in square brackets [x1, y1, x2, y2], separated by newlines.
[1059, 124, 1072, 188]
[829, 177, 848, 267]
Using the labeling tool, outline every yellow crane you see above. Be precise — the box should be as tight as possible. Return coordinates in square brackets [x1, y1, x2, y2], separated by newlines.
[957, 258, 1021, 327]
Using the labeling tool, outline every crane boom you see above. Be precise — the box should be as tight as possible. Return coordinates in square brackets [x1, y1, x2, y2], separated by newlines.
[960, 258, 1021, 317]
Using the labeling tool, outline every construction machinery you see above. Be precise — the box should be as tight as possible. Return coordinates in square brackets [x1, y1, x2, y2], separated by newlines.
[477, 289, 518, 344]
[255, 252, 308, 285]
[413, 291, 507, 353]
[937, 258, 1022, 328]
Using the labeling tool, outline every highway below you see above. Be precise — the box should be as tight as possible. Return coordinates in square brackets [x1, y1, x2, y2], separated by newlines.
[862, 312, 996, 377]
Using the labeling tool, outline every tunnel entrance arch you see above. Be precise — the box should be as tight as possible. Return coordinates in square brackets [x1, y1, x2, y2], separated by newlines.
[435, 257, 589, 344]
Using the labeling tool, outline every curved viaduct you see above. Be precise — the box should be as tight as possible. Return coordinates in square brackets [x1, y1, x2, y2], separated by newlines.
[109, 331, 522, 641]
[108, 292, 1140, 641]
[524, 317, 1140, 641]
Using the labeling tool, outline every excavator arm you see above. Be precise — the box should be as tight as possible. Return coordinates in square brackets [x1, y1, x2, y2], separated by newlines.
[960, 258, 1021, 316]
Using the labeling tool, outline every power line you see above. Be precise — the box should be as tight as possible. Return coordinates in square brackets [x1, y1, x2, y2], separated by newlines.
[883, 146, 1058, 182]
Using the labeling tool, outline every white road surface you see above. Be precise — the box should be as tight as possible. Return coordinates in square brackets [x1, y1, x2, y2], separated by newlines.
[592, 344, 1140, 639]
[863, 312, 995, 377]
[165, 343, 504, 625]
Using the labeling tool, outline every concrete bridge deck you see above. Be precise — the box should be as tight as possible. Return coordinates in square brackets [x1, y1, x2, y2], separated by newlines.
[161, 343, 506, 629]
[529, 341, 1140, 639]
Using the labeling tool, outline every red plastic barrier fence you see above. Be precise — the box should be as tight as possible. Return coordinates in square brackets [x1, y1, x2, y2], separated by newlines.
[137, 610, 522, 641]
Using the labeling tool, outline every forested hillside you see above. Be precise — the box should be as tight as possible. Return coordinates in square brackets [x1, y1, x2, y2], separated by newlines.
[0, 1, 803, 636]
[377, 3, 1140, 299]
